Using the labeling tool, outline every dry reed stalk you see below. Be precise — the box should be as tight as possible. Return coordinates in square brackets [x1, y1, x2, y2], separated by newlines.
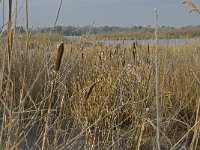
[54, 42, 64, 71]
[84, 82, 98, 101]
[136, 120, 145, 150]
[26, 0, 29, 50]
[13, 0, 18, 36]
[0, 71, 4, 147]
[154, 8, 161, 150]
[5, 1, 13, 148]
[189, 97, 200, 150]
[53, 94, 65, 149]
[42, 41, 64, 149]
[54, 0, 64, 27]
[109, 49, 112, 62]
[0, 42, 7, 148]
[1, 0, 5, 32]
[170, 120, 200, 150]
[7, 0, 12, 66]
[42, 82, 54, 150]
[146, 44, 151, 65]
[121, 48, 126, 67]
[0, 70, 5, 94]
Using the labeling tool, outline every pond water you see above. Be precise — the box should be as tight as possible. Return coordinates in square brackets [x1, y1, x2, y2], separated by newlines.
[91, 38, 200, 46]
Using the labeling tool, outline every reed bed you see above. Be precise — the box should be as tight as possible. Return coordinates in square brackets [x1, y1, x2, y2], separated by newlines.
[0, 33, 199, 149]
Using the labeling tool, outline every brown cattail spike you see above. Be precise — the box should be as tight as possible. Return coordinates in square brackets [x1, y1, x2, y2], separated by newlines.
[132, 42, 137, 65]
[54, 42, 64, 71]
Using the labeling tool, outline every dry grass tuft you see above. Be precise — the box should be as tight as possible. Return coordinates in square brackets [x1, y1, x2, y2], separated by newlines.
[182, 1, 200, 14]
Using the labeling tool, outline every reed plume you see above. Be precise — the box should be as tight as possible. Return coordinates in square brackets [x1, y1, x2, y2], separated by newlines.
[182, 1, 200, 15]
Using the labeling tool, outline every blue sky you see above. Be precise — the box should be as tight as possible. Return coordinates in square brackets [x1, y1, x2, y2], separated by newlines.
[2, 0, 200, 27]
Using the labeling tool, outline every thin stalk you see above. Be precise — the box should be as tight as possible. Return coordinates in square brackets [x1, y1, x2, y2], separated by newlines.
[14, 0, 18, 36]
[53, 94, 65, 149]
[5, 1, 13, 149]
[54, 0, 64, 27]
[2, 0, 5, 32]
[154, 8, 161, 150]
[7, 0, 12, 67]
[26, 0, 29, 50]
[42, 42, 64, 149]
[41, 81, 54, 150]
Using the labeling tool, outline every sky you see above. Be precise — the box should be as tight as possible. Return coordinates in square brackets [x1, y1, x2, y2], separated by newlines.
[1, 0, 200, 28]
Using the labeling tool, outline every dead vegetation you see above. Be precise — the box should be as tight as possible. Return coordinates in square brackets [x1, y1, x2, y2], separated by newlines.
[0, 34, 200, 149]
[0, 0, 199, 149]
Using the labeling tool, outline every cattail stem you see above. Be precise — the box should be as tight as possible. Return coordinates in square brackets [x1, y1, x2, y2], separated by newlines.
[54, 0, 64, 27]
[14, 0, 18, 36]
[2, 0, 5, 31]
[7, 0, 12, 66]
[26, 0, 29, 50]
[5, 1, 13, 149]
[154, 8, 161, 150]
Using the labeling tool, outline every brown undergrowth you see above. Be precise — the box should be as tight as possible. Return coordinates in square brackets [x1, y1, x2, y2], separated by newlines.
[0, 34, 199, 149]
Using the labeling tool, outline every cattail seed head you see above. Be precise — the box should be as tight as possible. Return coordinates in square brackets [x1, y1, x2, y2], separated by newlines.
[54, 42, 64, 72]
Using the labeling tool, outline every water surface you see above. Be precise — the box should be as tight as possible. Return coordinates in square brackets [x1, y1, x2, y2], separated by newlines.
[92, 38, 200, 46]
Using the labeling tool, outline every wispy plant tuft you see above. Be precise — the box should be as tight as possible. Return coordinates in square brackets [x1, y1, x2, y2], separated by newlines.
[182, 1, 200, 15]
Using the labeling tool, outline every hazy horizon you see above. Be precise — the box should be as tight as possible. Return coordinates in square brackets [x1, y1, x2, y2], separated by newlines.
[1, 0, 200, 28]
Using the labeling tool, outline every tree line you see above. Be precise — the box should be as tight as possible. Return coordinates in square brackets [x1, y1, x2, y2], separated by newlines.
[2, 25, 200, 39]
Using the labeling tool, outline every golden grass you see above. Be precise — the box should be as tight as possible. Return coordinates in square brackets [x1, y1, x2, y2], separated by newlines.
[0, 1, 198, 149]
[0, 33, 199, 149]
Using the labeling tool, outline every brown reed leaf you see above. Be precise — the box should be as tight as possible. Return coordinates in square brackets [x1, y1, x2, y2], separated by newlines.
[85, 82, 98, 101]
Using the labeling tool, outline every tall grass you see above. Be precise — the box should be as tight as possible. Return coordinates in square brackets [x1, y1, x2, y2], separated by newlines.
[0, 33, 200, 149]
[0, 0, 199, 150]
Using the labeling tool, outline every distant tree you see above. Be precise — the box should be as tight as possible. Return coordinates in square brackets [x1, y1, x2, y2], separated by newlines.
[54, 26, 63, 34]
[138, 26, 142, 30]
[63, 26, 75, 36]
[16, 26, 26, 33]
